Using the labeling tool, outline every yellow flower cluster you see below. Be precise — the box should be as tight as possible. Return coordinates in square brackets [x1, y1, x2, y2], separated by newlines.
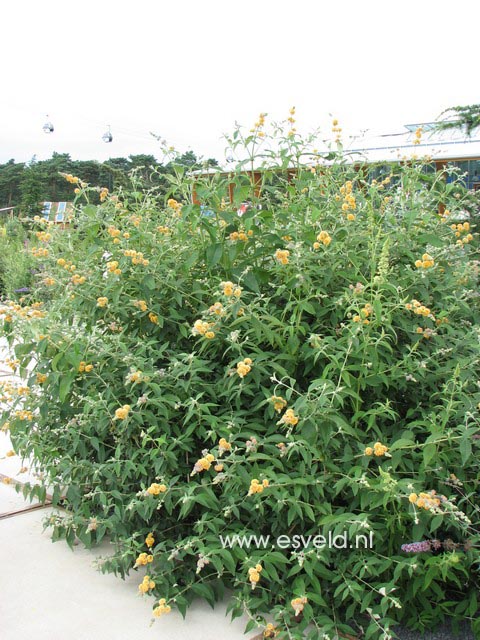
[405, 299, 433, 319]
[248, 563, 263, 589]
[236, 358, 253, 378]
[125, 369, 143, 384]
[348, 282, 365, 295]
[287, 106, 296, 137]
[43, 277, 56, 287]
[451, 221, 470, 234]
[123, 249, 149, 266]
[0, 301, 43, 322]
[31, 246, 49, 258]
[36, 230, 52, 242]
[280, 408, 298, 426]
[15, 410, 33, 421]
[291, 596, 308, 616]
[248, 478, 269, 495]
[135, 553, 154, 567]
[263, 622, 279, 638]
[408, 490, 442, 510]
[57, 258, 76, 272]
[145, 533, 155, 548]
[167, 198, 182, 214]
[36, 373, 47, 384]
[218, 438, 232, 456]
[382, 194, 392, 206]
[129, 215, 142, 227]
[157, 225, 171, 234]
[451, 222, 474, 246]
[107, 226, 121, 239]
[0, 381, 31, 402]
[133, 300, 148, 312]
[221, 281, 242, 297]
[340, 181, 356, 218]
[5, 449, 16, 457]
[146, 483, 167, 495]
[71, 274, 86, 285]
[78, 361, 94, 373]
[114, 404, 131, 420]
[153, 598, 171, 617]
[365, 442, 389, 456]
[192, 319, 215, 339]
[413, 127, 422, 145]
[415, 253, 434, 269]
[0, 386, 12, 404]
[148, 312, 158, 324]
[64, 174, 80, 184]
[191, 453, 215, 475]
[33, 215, 50, 225]
[208, 302, 225, 316]
[229, 229, 253, 242]
[106, 261, 121, 276]
[250, 112, 267, 136]
[313, 230, 332, 250]
[99, 187, 109, 202]
[275, 249, 290, 265]
[415, 326, 434, 339]
[138, 575, 155, 594]
[270, 395, 287, 413]
[4, 357, 20, 370]
[353, 303, 373, 325]
[97, 297, 108, 308]
[332, 117, 342, 142]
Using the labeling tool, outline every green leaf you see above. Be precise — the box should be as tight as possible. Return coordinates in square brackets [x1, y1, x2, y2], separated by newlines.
[142, 274, 156, 290]
[242, 270, 260, 293]
[59, 375, 73, 402]
[205, 242, 223, 266]
[460, 435, 472, 465]
[389, 437, 415, 452]
[422, 443, 437, 467]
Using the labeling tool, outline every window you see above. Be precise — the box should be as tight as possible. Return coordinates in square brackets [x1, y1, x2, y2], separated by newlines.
[41, 202, 52, 220]
[55, 202, 66, 222]
[469, 159, 480, 190]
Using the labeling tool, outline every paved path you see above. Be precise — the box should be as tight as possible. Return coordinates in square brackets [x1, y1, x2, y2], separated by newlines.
[0, 496, 250, 640]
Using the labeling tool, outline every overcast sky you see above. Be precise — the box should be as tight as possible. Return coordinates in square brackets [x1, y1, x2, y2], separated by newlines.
[1, 0, 478, 165]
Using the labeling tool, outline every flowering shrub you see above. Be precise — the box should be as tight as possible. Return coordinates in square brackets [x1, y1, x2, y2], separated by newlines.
[2, 115, 480, 640]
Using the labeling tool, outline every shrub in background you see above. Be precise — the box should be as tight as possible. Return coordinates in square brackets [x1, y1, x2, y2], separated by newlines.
[0, 219, 34, 299]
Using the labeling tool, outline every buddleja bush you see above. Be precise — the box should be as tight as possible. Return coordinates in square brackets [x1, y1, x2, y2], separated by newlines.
[2, 116, 480, 640]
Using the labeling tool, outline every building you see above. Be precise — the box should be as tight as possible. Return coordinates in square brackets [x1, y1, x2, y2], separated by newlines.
[192, 124, 480, 205]
[342, 123, 480, 190]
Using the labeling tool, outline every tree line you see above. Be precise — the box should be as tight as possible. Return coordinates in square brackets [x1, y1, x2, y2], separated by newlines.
[0, 151, 218, 214]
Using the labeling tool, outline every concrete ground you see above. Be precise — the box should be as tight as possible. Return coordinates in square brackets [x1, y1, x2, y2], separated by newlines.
[0, 487, 251, 640]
